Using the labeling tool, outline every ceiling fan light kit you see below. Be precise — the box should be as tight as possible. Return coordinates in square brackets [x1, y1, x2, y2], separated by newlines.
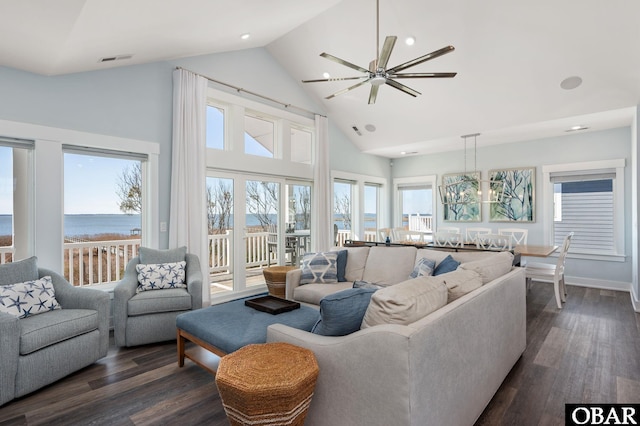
[302, 0, 457, 104]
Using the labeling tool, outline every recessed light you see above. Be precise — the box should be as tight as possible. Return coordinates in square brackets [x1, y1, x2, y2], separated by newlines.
[560, 76, 582, 90]
[240, 33, 251, 40]
[405, 36, 416, 46]
[565, 125, 589, 132]
[323, 72, 331, 79]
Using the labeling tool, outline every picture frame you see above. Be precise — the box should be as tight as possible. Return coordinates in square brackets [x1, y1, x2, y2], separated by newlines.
[441, 172, 481, 222]
[489, 167, 535, 222]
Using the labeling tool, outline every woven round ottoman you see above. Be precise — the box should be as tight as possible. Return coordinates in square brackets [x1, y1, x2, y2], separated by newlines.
[215, 342, 319, 426]
[263, 266, 295, 298]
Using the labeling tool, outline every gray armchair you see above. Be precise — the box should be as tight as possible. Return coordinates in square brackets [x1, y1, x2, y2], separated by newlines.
[114, 247, 203, 347]
[0, 256, 109, 406]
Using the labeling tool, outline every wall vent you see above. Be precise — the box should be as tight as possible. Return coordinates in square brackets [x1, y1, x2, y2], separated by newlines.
[352, 126, 362, 136]
[99, 54, 133, 63]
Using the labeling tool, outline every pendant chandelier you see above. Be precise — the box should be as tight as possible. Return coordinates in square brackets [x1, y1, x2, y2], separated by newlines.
[438, 133, 505, 205]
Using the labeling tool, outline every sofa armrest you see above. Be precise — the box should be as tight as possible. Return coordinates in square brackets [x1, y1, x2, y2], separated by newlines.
[113, 258, 140, 347]
[267, 323, 416, 426]
[185, 253, 203, 309]
[285, 268, 302, 300]
[0, 312, 19, 406]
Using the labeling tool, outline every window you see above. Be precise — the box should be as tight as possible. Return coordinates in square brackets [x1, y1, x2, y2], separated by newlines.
[364, 184, 379, 240]
[245, 113, 275, 158]
[0, 139, 33, 264]
[393, 175, 437, 234]
[63, 150, 145, 285]
[333, 180, 353, 244]
[543, 160, 625, 260]
[206, 105, 225, 150]
[291, 126, 312, 164]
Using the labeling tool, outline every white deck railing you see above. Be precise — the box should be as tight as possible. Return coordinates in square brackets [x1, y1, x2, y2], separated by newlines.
[0, 227, 389, 286]
[409, 214, 433, 232]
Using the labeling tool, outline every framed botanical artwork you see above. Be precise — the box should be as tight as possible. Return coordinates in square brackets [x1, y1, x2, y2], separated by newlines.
[441, 172, 481, 222]
[489, 167, 535, 222]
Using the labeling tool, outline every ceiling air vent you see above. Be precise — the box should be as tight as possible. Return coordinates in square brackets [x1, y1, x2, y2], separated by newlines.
[99, 54, 133, 63]
[352, 126, 362, 136]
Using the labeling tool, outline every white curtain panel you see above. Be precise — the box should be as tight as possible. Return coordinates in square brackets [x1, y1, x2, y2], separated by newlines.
[313, 115, 332, 251]
[169, 68, 210, 306]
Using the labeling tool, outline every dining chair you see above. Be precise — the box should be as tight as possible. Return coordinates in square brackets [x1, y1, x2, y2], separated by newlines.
[267, 223, 295, 266]
[439, 226, 461, 234]
[378, 228, 393, 241]
[395, 229, 424, 243]
[432, 231, 462, 248]
[475, 233, 512, 251]
[525, 232, 573, 309]
[498, 228, 528, 246]
[465, 227, 491, 244]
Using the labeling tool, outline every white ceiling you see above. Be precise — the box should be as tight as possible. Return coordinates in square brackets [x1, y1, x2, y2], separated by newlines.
[1, 0, 639, 158]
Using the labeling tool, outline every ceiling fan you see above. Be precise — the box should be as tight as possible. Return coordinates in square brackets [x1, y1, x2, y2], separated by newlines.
[302, 0, 457, 104]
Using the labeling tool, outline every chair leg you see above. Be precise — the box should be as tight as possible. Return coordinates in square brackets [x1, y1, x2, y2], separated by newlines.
[526, 277, 532, 291]
[560, 277, 567, 302]
[553, 278, 563, 309]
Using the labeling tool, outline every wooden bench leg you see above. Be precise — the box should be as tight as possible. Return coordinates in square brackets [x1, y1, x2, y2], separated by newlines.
[177, 328, 186, 367]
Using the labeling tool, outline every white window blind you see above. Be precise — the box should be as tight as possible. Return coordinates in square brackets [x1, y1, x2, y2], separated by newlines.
[551, 172, 615, 254]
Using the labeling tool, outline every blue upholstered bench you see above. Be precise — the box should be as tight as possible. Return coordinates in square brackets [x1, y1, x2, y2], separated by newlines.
[176, 297, 319, 374]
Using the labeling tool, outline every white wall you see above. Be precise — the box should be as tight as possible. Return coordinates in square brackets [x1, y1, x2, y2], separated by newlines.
[392, 127, 633, 290]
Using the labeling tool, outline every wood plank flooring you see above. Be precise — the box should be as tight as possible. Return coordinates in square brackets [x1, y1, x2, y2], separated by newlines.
[1, 282, 639, 426]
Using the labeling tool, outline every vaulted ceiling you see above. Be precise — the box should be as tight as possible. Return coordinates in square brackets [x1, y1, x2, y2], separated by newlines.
[1, 0, 639, 157]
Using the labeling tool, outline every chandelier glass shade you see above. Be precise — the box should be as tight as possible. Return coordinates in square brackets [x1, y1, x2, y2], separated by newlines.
[438, 134, 505, 206]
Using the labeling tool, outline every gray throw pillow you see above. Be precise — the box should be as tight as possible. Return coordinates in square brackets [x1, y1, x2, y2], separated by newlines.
[138, 246, 187, 264]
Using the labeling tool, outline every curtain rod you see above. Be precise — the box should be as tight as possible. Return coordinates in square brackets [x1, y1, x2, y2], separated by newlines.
[176, 66, 324, 118]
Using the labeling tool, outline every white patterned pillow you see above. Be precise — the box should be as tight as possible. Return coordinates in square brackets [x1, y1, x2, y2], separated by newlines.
[0, 276, 61, 319]
[409, 257, 436, 279]
[136, 261, 187, 292]
[300, 252, 339, 285]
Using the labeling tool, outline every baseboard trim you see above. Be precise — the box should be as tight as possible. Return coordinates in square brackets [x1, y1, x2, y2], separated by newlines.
[534, 275, 630, 293]
[631, 286, 640, 313]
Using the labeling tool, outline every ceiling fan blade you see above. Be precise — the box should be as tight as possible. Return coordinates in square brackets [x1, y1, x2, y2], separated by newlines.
[385, 79, 421, 97]
[368, 85, 380, 104]
[377, 36, 397, 70]
[387, 45, 455, 74]
[320, 52, 370, 74]
[325, 79, 371, 100]
[388, 72, 457, 79]
[302, 76, 368, 83]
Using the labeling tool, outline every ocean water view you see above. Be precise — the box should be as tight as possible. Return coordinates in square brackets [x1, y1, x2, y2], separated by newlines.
[0, 214, 142, 237]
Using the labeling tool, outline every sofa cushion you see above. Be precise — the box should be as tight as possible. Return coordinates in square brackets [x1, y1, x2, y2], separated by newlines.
[433, 255, 460, 276]
[127, 288, 192, 316]
[19, 308, 98, 355]
[353, 280, 384, 290]
[138, 246, 187, 264]
[0, 276, 61, 319]
[136, 261, 187, 292]
[361, 246, 417, 286]
[294, 282, 353, 305]
[361, 275, 447, 328]
[331, 246, 370, 282]
[410, 257, 436, 279]
[441, 269, 483, 303]
[0, 256, 38, 286]
[300, 252, 338, 284]
[312, 287, 377, 336]
[458, 251, 514, 284]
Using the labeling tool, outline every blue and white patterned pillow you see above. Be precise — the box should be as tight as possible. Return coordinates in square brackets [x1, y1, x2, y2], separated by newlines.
[136, 261, 187, 292]
[410, 257, 437, 279]
[0, 276, 61, 319]
[300, 252, 339, 285]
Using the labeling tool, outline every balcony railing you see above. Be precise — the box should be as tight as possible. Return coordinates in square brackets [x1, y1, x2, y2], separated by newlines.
[0, 228, 382, 286]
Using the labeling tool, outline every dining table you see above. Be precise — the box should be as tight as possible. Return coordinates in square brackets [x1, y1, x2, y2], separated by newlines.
[514, 244, 558, 257]
[285, 229, 310, 266]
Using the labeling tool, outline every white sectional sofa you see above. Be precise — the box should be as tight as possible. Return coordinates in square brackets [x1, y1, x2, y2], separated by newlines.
[267, 245, 526, 426]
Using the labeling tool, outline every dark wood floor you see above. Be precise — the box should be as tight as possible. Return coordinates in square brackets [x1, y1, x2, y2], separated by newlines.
[1, 282, 639, 426]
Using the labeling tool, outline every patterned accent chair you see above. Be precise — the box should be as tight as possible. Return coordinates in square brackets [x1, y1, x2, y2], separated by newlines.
[0, 256, 109, 406]
[114, 246, 203, 347]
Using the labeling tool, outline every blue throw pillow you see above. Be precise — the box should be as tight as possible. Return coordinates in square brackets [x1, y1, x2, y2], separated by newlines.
[410, 257, 436, 278]
[311, 287, 377, 336]
[300, 252, 339, 284]
[433, 255, 460, 276]
[336, 250, 348, 282]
